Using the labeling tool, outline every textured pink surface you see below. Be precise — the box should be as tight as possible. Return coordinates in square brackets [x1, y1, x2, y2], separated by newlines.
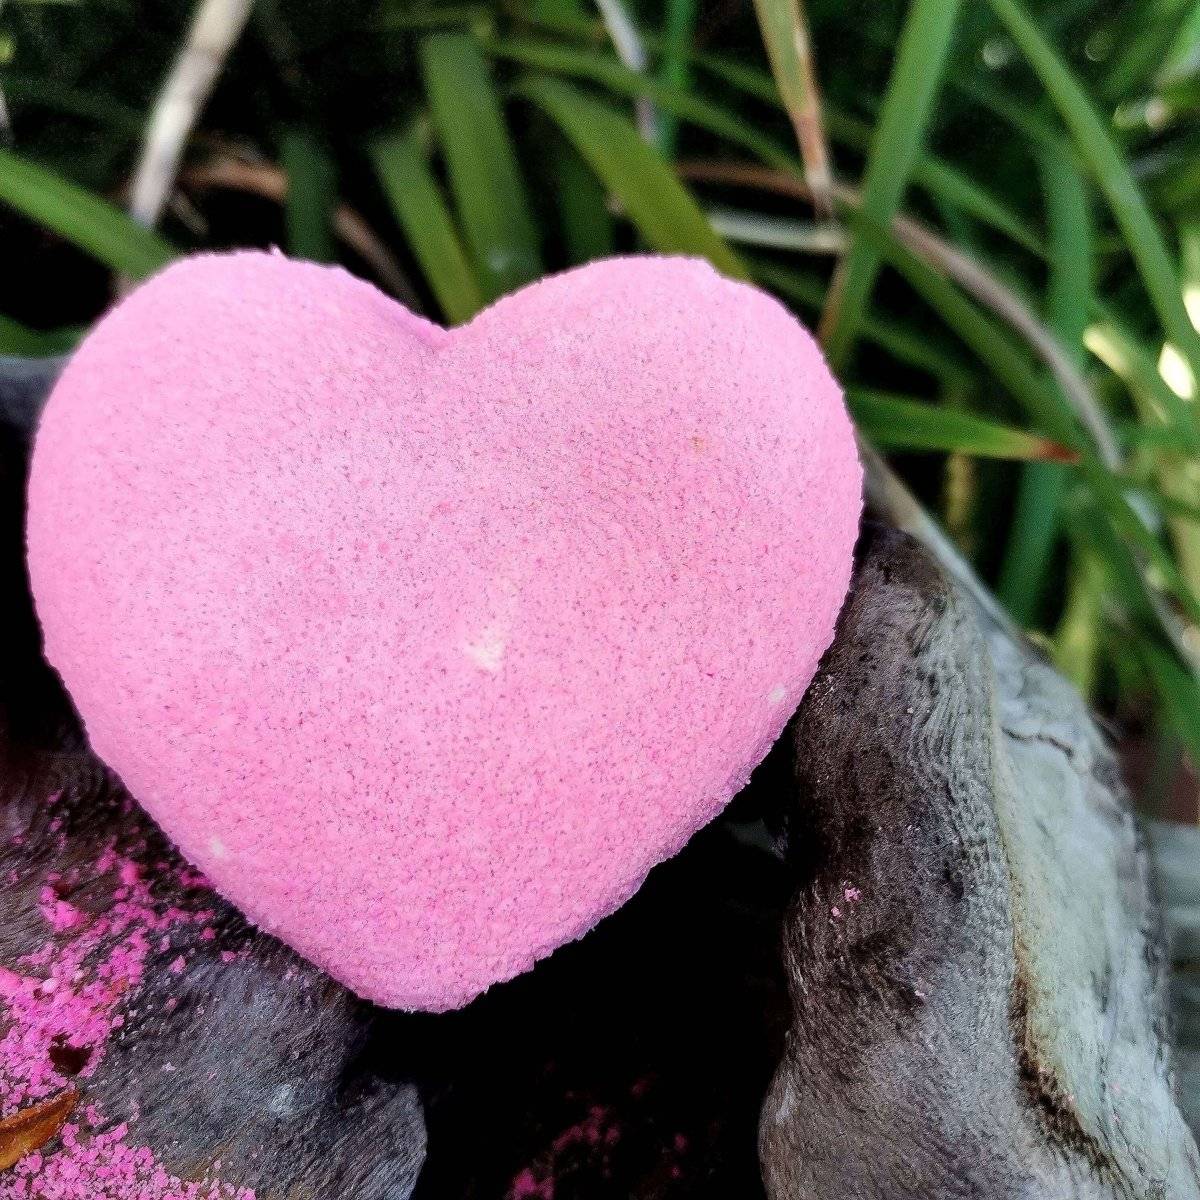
[27, 251, 861, 1010]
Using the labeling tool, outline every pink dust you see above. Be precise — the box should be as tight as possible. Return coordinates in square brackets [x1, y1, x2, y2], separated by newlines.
[0, 794, 253, 1200]
[3, 1122, 254, 1200]
[505, 1105, 621, 1200]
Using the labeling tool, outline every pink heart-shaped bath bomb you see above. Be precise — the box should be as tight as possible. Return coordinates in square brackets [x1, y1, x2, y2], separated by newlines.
[27, 252, 861, 1010]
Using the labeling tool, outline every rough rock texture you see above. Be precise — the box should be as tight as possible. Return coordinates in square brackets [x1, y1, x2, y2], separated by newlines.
[761, 524, 1200, 1199]
[0, 357, 425, 1200]
[1147, 818, 1200, 1140]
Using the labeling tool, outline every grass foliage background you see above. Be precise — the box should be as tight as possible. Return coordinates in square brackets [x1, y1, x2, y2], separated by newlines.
[2, 0, 1200, 811]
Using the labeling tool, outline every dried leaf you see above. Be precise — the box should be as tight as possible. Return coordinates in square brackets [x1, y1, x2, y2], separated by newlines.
[0, 1089, 78, 1172]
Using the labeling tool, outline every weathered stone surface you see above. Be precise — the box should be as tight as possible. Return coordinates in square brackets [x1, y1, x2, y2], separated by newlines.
[1147, 818, 1200, 1141]
[761, 524, 1200, 1199]
[0, 356, 425, 1199]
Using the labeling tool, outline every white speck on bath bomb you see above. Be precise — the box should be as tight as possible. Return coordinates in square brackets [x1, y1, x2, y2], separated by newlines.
[26, 252, 862, 1011]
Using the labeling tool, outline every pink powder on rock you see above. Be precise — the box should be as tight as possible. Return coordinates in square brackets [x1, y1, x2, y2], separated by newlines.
[505, 1106, 620, 1200]
[0, 792, 252, 1198]
[27, 251, 862, 1010]
[2, 1121, 254, 1200]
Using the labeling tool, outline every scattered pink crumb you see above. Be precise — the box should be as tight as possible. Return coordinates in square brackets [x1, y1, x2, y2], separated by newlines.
[843, 885, 862, 903]
[508, 1167, 554, 1200]
[830, 906, 841, 919]
[0, 789, 254, 1199]
[1, 1120, 256, 1200]
[39, 891, 88, 935]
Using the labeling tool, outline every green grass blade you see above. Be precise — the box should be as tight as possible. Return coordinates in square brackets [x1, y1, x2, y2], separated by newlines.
[367, 130, 485, 324]
[516, 75, 746, 277]
[280, 129, 337, 263]
[1129, 483, 1200, 529]
[1170, 221, 1200, 596]
[818, 0, 964, 366]
[820, 106, 1045, 257]
[420, 32, 542, 299]
[997, 149, 1092, 624]
[1053, 543, 1103, 696]
[1141, 640, 1200, 770]
[656, 0, 697, 156]
[1102, 0, 1197, 100]
[694, 50, 780, 104]
[499, 37, 1043, 263]
[849, 389, 1074, 460]
[488, 39, 795, 169]
[549, 136, 615, 263]
[750, 0, 831, 202]
[871, 224, 1198, 628]
[750, 258, 970, 382]
[1085, 308, 1200, 452]
[986, 0, 1200, 392]
[0, 316, 80, 357]
[877, 229, 1080, 448]
[0, 148, 174, 279]
[3, 75, 144, 139]
[530, 0, 585, 23]
[657, 49, 1047, 258]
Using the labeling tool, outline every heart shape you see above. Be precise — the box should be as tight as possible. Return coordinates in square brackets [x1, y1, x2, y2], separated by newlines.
[27, 253, 860, 1010]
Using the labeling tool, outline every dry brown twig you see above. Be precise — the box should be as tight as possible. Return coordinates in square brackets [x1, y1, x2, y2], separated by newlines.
[128, 0, 254, 229]
[749, 0, 834, 218]
[180, 155, 421, 308]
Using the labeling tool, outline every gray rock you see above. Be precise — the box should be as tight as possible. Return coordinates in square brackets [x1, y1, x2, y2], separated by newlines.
[760, 524, 1200, 1199]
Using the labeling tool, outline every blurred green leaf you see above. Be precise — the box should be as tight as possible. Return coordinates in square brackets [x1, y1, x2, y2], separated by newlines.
[751, 258, 971, 382]
[656, 0, 696, 155]
[1053, 542, 1103, 696]
[420, 32, 543, 299]
[1086, 309, 1200, 453]
[987, 0, 1200, 408]
[998, 149, 1092, 624]
[548, 136, 615, 263]
[850, 388, 1074, 460]
[0, 148, 174, 279]
[3, 75, 144, 138]
[517, 75, 746, 277]
[750, 0, 829, 201]
[0, 316, 80, 357]
[1102, 0, 1197, 100]
[367, 130, 485, 324]
[281, 129, 337, 263]
[1142, 640, 1200, 772]
[819, 0, 964, 366]
[489, 39, 795, 169]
